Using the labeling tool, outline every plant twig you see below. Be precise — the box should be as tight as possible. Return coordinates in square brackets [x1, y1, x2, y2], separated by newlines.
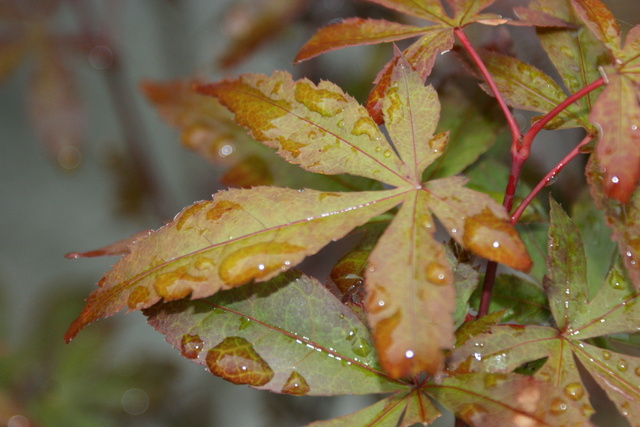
[510, 134, 595, 224]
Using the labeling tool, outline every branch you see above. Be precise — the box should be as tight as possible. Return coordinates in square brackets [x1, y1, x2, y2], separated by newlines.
[510, 134, 594, 224]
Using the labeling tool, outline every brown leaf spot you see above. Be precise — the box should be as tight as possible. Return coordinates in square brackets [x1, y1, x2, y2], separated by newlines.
[127, 285, 150, 309]
[277, 136, 307, 158]
[206, 200, 243, 221]
[365, 285, 391, 314]
[218, 242, 303, 286]
[351, 116, 379, 141]
[176, 202, 207, 231]
[206, 336, 274, 386]
[181, 334, 204, 359]
[153, 266, 206, 299]
[281, 370, 310, 395]
[384, 86, 404, 124]
[294, 82, 346, 117]
[463, 208, 532, 272]
[459, 403, 489, 425]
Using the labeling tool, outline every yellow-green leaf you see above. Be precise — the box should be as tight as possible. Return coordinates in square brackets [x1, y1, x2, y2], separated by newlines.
[198, 71, 411, 187]
[64, 187, 407, 341]
[366, 191, 456, 377]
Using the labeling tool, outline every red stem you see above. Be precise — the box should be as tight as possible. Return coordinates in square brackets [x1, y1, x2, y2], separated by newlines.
[454, 28, 522, 145]
[510, 134, 595, 225]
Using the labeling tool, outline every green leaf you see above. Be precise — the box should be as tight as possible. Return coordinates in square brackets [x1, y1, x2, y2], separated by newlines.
[383, 51, 447, 181]
[197, 71, 411, 187]
[566, 261, 640, 339]
[430, 372, 592, 426]
[145, 271, 406, 395]
[587, 157, 640, 288]
[423, 83, 504, 180]
[546, 198, 589, 331]
[468, 274, 550, 325]
[294, 18, 430, 64]
[480, 50, 590, 129]
[307, 390, 439, 426]
[64, 187, 407, 341]
[528, 0, 608, 119]
[449, 325, 595, 417]
[571, 190, 617, 295]
[451, 257, 480, 328]
[590, 73, 640, 204]
[571, 0, 621, 59]
[571, 341, 640, 424]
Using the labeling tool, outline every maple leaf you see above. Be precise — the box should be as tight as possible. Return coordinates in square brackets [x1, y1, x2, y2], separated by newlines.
[145, 269, 587, 426]
[449, 199, 640, 425]
[141, 79, 380, 192]
[67, 57, 532, 380]
[294, 0, 511, 123]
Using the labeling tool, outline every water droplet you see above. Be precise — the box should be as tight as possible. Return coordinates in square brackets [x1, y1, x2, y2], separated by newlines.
[238, 317, 252, 330]
[181, 334, 205, 359]
[206, 336, 274, 386]
[617, 359, 628, 372]
[426, 262, 452, 286]
[550, 397, 568, 415]
[545, 174, 558, 186]
[307, 131, 317, 140]
[474, 342, 484, 348]
[563, 382, 585, 401]
[451, 228, 457, 235]
[610, 279, 625, 290]
[611, 176, 620, 184]
[345, 327, 357, 341]
[336, 120, 345, 128]
[635, 366, 640, 376]
[281, 370, 310, 395]
[351, 337, 372, 357]
[383, 150, 392, 158]
[121, 388, 149, 415]
[219, 242, 303, 286]
[492, 241, 500, 248]
[405, 350, 414, 359]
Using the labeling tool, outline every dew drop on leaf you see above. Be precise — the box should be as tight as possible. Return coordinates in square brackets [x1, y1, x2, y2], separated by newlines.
[238, 317, 252, 330]
[549, 398, 568, 415]
[383, 150, 392, 158]
[345, 327, 357, 341]
[337, 120, 345, 128]
[181, 334, 204, 359]
[617, 359, 628, 372]
[602, 350, 611, 360]
[426, 262, 452, 286]
[218, 242, 304, 286]
[281, 370, 310, 395]
[563, 382, 585, 401]
[351, 337, 372, 357]
[205, 336, 274, 386]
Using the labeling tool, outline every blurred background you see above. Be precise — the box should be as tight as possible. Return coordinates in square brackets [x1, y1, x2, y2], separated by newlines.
[0, 1, 638, 426]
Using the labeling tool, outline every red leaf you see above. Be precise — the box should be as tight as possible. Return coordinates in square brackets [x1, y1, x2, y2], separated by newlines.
[590, 74, 640, 203]
[294, 18, 428, 64]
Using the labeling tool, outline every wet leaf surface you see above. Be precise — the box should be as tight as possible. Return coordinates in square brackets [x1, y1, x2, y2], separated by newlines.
[145, 271, 406, 395]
